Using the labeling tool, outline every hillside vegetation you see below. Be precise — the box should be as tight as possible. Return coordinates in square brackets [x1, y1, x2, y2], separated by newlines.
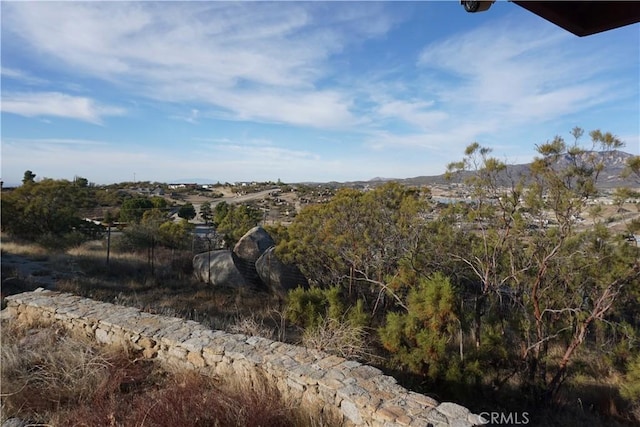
[2, 129, 640, 426]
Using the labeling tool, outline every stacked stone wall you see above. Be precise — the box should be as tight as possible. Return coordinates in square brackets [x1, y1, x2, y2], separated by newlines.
[4, 290, 485, 427]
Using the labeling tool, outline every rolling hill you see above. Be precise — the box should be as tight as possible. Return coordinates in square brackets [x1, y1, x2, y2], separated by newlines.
[371, 150, 637, 189]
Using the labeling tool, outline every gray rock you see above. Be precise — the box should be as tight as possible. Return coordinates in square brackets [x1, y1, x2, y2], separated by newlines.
[233, 226, 276, 262]
[468, 413, 490, 425]
[193, 250, 248, 288]
[425, 408, 450, 426]
[232, 226, 276, 287]
[340, 399, 363, 425]
[436, 402, 471, 420]
[255, 247, 309, 298]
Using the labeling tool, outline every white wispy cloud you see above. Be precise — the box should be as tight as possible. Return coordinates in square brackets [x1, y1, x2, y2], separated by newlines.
[1, 67, 48, 85]
[1, 92, 125, 124]
[416, 18, 628, 121]
[374, 99, 449, 130]
[5, 3, 631, 135]
[360, 14, 637, 156]
[4, 137, 107, 146]
[170, 109, 200, 125]
[1, 2, 395, 129]
[201, 141, 320, 162]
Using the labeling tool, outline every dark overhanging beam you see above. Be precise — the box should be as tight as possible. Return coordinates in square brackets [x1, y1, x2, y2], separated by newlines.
[512, 1, 640, 37]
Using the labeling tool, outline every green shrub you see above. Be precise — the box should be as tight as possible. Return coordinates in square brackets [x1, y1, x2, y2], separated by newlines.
[285, 285, 369, 330]
[621, 353, 640, 402]
[286, 286, 327, 329]
[378, 273, 463, 380]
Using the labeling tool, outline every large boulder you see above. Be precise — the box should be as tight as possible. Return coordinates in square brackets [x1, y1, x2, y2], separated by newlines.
[232, 226, 276, 287]
[193, 249, 248, 288]
[255, 247, 309, 298]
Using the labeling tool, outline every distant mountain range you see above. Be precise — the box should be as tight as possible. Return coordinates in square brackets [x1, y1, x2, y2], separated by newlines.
[120, 151, 639, 189]
[363, 150, 637, 189]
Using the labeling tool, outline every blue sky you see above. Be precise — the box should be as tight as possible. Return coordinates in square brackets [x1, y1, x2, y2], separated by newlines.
[1, 1, 638, 186]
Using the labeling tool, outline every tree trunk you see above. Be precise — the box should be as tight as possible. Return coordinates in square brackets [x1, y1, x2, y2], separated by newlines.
[545, 322, 587, 402]
[474, 294, 484, 349]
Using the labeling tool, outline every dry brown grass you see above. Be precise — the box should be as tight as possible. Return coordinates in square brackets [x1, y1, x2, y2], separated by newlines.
[1, 320, 335, 427]
[1, 321, 138, 423]
[2, 235, 283, 336]
[0, 237, 50, 261]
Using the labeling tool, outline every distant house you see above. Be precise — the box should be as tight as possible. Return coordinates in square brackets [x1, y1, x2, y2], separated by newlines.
[168, 183, 198, 190]
[135, 187, 152, 195]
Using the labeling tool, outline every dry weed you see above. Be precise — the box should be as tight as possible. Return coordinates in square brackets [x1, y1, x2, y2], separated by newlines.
[229, 315, 276, 339]
[302, 317, 371, 361]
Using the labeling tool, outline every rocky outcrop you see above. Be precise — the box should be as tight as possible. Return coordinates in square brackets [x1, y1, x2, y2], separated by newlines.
[233, 226, 276, 262]
[232, 226, 276, 287]
[256, 247, 309, 298]
[194, 227, 309, 295]
[193, 249, 248, 288]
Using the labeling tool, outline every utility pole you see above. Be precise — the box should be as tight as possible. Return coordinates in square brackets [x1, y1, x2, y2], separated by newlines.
[104, 211, 114, 267]
[106, 224, 111, 266]
[207, 233, 212, 285]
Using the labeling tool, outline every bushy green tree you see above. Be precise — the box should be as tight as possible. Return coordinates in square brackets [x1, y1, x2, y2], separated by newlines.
[286, 286, 331, 329]
[276, 128, 638, 407]
[73, 176, 89, 188]
[213, 201, 231, 227]
[22, 170, 36, 185]
[94, 188, 126, 207]
[445, 128, 640, 401]
[1, 177, 102, 246]
[177, 203, 196, 220]
[286, 286, 370, 328]
[200, 201, 212, 224]
[215, 204, 262, 245]
[276, 182, 431, 309]
[158, 219, 195, 249]
[150, 196, 168, 209]
[379, 273, 464, 381]
[119, 197, 154, 223]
